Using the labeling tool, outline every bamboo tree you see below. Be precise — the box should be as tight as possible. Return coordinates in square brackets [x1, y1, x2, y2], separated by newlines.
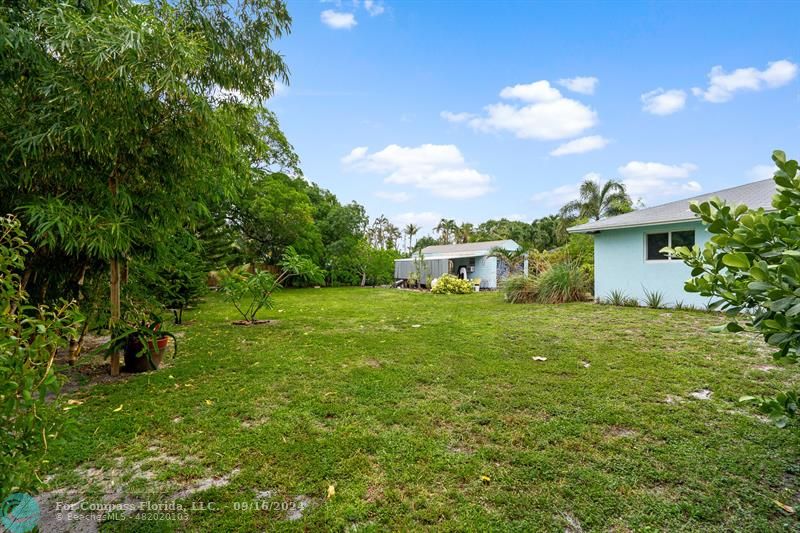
[1, 1, 293, 374]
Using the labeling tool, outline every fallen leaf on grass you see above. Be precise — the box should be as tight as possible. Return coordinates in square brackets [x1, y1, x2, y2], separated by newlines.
[531, 356, 547, 361]
[205, 399, 213, 406]
[774, 500, 796, 514]
[411, 324, 422, 328]
[327, 485, 336, 498]
[480, 475, 491, 484]
[66, 399, 84, 405]
[112, 404, 123, 412]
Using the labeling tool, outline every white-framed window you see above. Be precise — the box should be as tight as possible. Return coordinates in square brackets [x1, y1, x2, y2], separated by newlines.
[645, 229, 695, 261]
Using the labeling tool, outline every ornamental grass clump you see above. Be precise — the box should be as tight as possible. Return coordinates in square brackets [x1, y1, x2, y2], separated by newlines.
[502, 274, 538, 303]
[534, 262, 590, 304]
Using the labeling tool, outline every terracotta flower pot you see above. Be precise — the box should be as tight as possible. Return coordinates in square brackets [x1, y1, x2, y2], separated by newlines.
[123, 336, 168, 373]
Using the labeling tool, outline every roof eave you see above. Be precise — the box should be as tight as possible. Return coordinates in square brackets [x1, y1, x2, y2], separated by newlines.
[567, 216, 700, 234]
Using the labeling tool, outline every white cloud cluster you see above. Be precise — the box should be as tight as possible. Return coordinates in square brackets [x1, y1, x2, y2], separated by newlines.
[530, 173, 601, 207]
[342, 144, 492, 199]
[692, 59, 798, 103]
[617, 161, 701, 202]
[641, 88, 686, 115]
[364, 0, 385, 16]
[321, 0, 385, 29]
[550, 135, 609, 156]
[558, 76, 598, 95]
[532, 163, 702, 210]
[321, 9, 357, 29]
[466, 80, 598, 141]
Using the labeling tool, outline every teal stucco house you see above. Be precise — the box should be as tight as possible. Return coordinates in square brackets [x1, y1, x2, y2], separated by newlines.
[568, 179, 776, 307]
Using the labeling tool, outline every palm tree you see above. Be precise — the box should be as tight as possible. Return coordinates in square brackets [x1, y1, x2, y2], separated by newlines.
[385, 223, 402, 250]
[489, 246, 526, 272]
[435, 218, 457, 244]
[559, 179, 633, 223]
[456, 222, 474, 244]
[403, 223, 419, 253]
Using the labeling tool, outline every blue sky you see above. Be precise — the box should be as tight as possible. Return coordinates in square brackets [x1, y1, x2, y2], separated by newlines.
[270, 1, 800, 234]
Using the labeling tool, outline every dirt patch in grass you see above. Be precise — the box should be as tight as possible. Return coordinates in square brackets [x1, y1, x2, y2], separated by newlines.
[231, 319, 279, 326]
[171, 468, 240, 500]
[605, 426, 638, 438]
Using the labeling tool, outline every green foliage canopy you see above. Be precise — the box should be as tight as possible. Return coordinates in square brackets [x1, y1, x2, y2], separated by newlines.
[667, 150, 800, 426]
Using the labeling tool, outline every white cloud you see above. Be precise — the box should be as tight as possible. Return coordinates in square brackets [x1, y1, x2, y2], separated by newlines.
[641, 88, 686, 115]
[440, 111, 475, 123]
[531, 172, 601, 207]
[618, 161, 697, 180]
[550, 135, 609, 156]
[392, 211, 443, 231]
[449, 80, 599, 141]
[618, 161, 701, 203]
[533, 165, 702, 210]
[558, 76, 598, 95]
[341, 146, 368, 164]
[321, 10, 357, 29]
[747, 164, 775, 182]
[692, 59, 798, 103]
[499, 80, 562, 102]
[375, 191, 411, 202]
[364, 0, 385, 16]
[342, 144, 493, 199]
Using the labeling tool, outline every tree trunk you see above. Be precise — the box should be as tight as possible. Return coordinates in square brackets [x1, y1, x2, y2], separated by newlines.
[110, 257, 121, 376]
[360, 270, 367, 287]
[109, 175, 121, 376]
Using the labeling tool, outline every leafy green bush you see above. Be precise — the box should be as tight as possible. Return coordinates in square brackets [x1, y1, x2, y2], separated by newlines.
[431, 274, 474, 294]
[502, 274, 538, 303]
[220, 247, 324, 323]
[1, 216, 81, 498]
[666, 150, 800, 426]
[135, 234, 208, 324]
[536, 262, 590, 303]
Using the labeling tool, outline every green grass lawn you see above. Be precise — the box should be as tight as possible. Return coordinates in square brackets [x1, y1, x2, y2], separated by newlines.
[47, 288, 800, 531]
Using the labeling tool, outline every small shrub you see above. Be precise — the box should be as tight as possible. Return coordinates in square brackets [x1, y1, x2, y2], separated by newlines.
[1, 216, 81, 498]
[605, 289, 629, 306]
[536, 262, 589, 303]
[623, 297, 640, 307]
[431, 274, 474, 295]
[642, 287, 666, 309]
[502, 274, 538, 303]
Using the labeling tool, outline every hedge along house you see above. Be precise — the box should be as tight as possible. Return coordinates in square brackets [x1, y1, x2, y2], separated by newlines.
[568, 179, 776, 307]
[394, 240, 523, 289]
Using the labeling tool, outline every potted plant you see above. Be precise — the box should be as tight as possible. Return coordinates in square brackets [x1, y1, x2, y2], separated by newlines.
[104, 302, 177, 373]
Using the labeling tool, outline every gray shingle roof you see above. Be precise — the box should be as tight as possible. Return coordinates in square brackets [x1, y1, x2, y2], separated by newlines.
[568, 179, 777, 233]
[419, 239, 519, 258]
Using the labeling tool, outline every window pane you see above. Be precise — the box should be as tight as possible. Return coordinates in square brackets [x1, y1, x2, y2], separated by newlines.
[671, 230, 695, 249]
[646, 233, 669, 260]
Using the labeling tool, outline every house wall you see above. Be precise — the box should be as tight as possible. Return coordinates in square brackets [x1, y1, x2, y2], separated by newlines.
[451, 256, 497, 289]
[395, 255, 498, 288]
[594, 220, 712, 307]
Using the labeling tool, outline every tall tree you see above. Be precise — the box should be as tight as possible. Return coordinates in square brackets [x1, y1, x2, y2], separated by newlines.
[559, 179, 633, 223]
[403, 223, 420, 253]
[435, 218, 457, 244]
[1, 0, 293, 374]
[456, 222, 474, 244]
